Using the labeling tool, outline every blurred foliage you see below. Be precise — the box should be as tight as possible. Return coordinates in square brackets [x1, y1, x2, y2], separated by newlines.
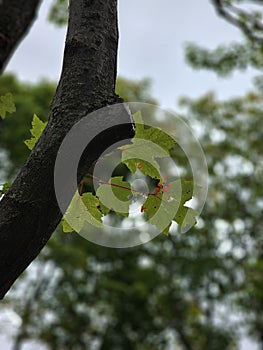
[185, 0, 263, 76]
[0, 74, 55, 178]
[2, 74, 263, 349]
[185, 41, 263, 76]
[179, 85, 263, 345]
[48, 0, 68, 27]
[1, 76, 241, 350]
[116, 77, 157, 105]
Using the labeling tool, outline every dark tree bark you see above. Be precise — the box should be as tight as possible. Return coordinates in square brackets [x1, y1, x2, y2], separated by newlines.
[0, 0, 42, 73]
[0, 0, 134, 299]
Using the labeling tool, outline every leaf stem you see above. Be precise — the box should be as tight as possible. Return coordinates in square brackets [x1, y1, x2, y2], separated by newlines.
[82, 173, 163, 200]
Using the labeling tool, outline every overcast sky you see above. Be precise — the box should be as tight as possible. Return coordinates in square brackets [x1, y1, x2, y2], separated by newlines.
[6, 0, 257, 109]
[1, 1, 259, 349]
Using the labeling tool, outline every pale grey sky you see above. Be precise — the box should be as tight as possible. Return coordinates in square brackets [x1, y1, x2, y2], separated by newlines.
[6, 0, 256, 109]
[1, 1, 259, 349]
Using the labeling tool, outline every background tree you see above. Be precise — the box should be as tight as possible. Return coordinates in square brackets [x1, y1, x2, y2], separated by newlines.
[2, 72, 262, 349]
[0, 74, 55, 177]
[0, 75, 233, 350]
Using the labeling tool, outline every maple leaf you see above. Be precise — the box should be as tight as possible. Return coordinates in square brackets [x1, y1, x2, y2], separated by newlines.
[24, 114, 47, 150]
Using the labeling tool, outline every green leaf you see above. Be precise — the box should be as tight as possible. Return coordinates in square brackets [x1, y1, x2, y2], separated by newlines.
[170, 179, 195, 204]
[98, 201, 111, 215]
[62, 192, 103, 233]
[121, 139, 168, 179]
[143, 179, 197, 234]
[143, 190, 177, 234]
[61, 218, 74, 233]
[24, 114, 47, 150]
[132, 111, 145, 135]
[173, 206, 198, 227]
[60, 112, 197, 236]
[0, 93, 16, 119]
[0, 182, 12, 195]
[133, 111, 175, 151]
[165, 179, 198, 228]
[96, 176, 132, 216]
[82, 192, 103, 224]
[121, 111, 176, 179]
[163, 223, 172, 236]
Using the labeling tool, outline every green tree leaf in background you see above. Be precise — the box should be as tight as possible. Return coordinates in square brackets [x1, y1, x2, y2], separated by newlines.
[1, 73, 251, 350]
[0, 74, 55, 176]
[0, 93, 16, 119]
[24, 114, 47, 150]
[48, 0, 69, 26]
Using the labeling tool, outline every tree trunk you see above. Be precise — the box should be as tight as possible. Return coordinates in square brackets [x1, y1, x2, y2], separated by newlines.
[0, 0, 133, 299]
[0, 0, 42, 73]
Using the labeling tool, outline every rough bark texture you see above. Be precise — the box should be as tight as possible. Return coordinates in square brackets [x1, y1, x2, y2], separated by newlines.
[0, 0, 42, 73]
[0, 0, 134, 299]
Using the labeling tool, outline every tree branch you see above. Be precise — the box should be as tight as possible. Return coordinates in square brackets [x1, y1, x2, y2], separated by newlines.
[0, 0, 42, 73]
[211, 0, 263, 44]
[0, 0, 134, 299]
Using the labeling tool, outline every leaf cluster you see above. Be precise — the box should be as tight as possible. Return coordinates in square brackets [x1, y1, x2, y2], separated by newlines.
[62, 112, 197, 236]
